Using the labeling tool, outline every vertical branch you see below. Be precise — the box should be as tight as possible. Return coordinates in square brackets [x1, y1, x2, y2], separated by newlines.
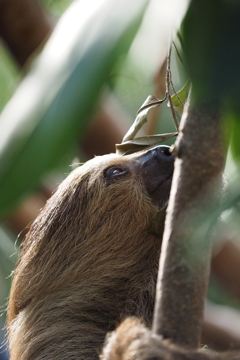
[152, 97, 227, 349]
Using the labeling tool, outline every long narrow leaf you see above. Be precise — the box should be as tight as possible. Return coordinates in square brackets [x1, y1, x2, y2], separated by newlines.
[0, 0, 147, 216]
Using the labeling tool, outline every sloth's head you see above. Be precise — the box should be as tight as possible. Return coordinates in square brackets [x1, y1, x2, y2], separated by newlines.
[8, 145, 175, 322]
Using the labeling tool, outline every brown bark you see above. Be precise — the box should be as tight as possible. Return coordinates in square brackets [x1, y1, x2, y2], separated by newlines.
[152, 98, 227, 349]
[0, 0, 52, 67]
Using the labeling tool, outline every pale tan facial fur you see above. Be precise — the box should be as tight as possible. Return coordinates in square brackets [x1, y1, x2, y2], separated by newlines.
[7, 146, 174, 360]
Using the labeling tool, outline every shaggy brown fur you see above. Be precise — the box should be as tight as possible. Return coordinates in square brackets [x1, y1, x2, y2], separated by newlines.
[7, 145, 174, 360]
[101, 318, 240, 360]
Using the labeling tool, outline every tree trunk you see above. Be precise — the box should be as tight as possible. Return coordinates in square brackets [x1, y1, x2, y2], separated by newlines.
[152, 97, 227, 349]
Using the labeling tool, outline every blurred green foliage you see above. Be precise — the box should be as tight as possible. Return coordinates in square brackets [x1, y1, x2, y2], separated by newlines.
[1, 0, 240, 334]
[0, 0, 149, 217]
[0, 46, 18, 112]
[42, 0, 75, 16]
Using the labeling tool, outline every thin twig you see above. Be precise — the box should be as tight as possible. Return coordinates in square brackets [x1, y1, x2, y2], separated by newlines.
[165, 43, 179, 131]
[173, 40, 189, 75]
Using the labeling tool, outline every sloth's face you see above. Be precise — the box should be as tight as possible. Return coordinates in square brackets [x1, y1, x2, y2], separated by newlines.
[99, 145, 175, 209]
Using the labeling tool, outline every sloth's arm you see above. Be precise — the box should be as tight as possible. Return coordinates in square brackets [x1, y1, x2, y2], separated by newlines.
[101, 318, 240, 360]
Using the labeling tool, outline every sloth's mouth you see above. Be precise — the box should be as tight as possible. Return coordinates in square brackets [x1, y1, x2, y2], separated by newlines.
[148, 173, 173, 208]
[149, 173, 173, 195]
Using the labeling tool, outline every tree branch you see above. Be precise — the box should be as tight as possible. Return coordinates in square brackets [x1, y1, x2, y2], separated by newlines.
[152, 97, 227, 349]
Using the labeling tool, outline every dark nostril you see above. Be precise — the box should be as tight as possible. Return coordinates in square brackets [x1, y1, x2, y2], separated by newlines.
[158, 145, 174, 157]
[160, 147, 171, 156]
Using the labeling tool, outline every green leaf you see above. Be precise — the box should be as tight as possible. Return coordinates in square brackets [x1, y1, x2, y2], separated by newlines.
[169, 81, 190, 114]
[182, 0, 240, 102]
[116, 133, 177, 155]
[230, 115, 240, 161]
[0, 0, 147, 217]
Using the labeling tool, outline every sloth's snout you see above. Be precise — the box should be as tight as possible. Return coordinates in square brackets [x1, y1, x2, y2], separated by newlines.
[138, 145, 175, 170]
[137, 145, 175, 207]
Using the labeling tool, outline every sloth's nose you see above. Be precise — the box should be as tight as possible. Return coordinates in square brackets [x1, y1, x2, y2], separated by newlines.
[154, 145, 175, 162]
[137, 144, 175, 171]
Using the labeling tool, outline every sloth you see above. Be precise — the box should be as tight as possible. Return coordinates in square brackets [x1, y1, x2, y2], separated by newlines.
[7, 145, 174, 360]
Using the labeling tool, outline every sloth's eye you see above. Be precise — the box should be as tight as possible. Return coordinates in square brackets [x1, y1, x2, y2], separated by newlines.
[104, 166, 128, 180]
[109, 167, 124, 175]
